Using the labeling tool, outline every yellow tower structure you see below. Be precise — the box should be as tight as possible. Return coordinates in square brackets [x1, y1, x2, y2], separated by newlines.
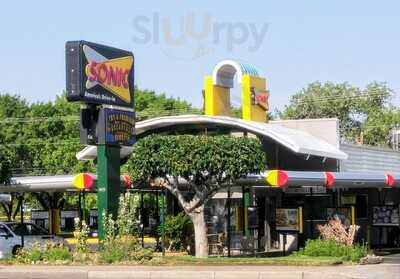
[204, 60, 269, 123]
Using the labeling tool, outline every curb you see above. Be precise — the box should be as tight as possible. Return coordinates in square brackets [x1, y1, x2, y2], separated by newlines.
[85, 271, 356, 279]
[0, 268, 372, 279]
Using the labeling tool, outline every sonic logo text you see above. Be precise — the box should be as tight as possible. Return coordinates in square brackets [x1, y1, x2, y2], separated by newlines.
[87, 61, 130, 89]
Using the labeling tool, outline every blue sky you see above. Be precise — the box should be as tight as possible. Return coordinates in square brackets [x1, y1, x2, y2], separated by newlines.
[1, 1, 400, 111]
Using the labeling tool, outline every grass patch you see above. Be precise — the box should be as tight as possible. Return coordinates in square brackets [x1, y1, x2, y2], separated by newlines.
[151, 255, 343, 266]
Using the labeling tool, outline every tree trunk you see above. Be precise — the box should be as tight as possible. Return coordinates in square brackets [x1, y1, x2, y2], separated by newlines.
[189, 205, 208, 258]
[2, 204, 11, 221]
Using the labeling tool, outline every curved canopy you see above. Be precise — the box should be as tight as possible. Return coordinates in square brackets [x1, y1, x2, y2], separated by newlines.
[76, 115, 348, 161]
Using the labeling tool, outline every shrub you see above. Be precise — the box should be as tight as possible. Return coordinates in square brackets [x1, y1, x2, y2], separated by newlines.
[16, 244, 42, 264]
[158, 212, 193, 252]
[73, 218, 90, 254]
[116, 193, 137, 236]
[99, 193, 152, 263]
[16, 243, 71, 264]
[99, 241, 127, 263]
[130, 247, 153, 262]
[43, 246, 71, 262]
[296, 239, 368, 262]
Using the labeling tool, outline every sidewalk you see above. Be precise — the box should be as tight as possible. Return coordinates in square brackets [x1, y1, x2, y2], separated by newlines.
[0, 264, 399, 279]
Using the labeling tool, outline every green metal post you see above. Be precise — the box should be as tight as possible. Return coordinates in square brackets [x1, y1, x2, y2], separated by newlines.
[227, 186, 231, 257]
[155, 191, 160, 251]
[78, 192, 82, 227]
[82, 192, 87, 224]
[243, 187, 251, 237]
[97, 145, 121, 241]
[140, 190, 144, 248]
[161, 189, 166, 257]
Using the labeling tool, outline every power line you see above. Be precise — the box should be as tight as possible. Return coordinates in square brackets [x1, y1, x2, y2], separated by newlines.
[0, 91, 397, 124]
[1, 95, 393, 124]
[0, 109, 203, 124]
[288, 92, 393, 105]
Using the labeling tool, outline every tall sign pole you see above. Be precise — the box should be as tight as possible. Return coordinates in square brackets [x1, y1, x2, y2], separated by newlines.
[66, 41, 135, 240]
[97, 145, 120, 239]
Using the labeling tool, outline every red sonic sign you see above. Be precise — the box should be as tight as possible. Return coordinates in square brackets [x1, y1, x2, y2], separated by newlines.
[66, 41, 134, 108]
[251, 87, 269, 110]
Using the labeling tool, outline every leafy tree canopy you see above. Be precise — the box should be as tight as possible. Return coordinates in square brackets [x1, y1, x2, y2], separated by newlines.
[0, 88, 197, 176]
[0, 147, 11, 184]
[0, 88, 199, 212]
[280, 81, 396, 146]
[125, 135, 265, 194]
[135, 88, 201, 120]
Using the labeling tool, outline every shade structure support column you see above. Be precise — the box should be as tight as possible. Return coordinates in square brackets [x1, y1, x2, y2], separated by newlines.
[227, 186, 231, 257]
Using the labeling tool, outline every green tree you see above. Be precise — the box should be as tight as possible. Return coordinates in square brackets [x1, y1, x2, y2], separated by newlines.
[125, 134, 265, 257]
[0, 94, 31, 174]
[0, 89, 199, 217]
[0, 94, 31, 220]
[361, 108, 400, 146]
[0, 147, 11, 184]
[135, 88, 201, 120]
[23, 94, 93, 176]
[0, 147, 19, 221]
[280, 82, 393, 145]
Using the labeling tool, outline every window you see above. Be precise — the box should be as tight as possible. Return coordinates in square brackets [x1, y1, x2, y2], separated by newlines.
[9, 223, 48, 236]
[9, 224, 29, 236]
[0, 226, 10, 236]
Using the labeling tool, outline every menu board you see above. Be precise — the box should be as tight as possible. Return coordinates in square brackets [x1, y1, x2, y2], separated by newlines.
[327, 207, 352, 227]
[276, 208, 299, 231]
[373, 205, 400, 226]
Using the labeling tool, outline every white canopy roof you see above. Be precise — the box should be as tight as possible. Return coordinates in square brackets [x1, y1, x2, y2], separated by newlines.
[76, 115, 348, 161]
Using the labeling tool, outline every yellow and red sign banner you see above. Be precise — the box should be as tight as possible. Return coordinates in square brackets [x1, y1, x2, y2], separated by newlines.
[265, 170, 288, 188]
[72, 173, 94, 191]
[385, 173, 395, 187]
[251, 87, 269, 110]
[323, 172, 335, 188]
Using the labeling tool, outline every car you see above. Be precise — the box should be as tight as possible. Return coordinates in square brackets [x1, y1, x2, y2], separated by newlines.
[0, 222, 64, 258]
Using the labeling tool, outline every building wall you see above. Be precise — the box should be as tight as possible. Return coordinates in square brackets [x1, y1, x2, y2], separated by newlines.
[340, 143, 400, 172]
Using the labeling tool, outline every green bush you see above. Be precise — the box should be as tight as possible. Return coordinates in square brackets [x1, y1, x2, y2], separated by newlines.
[99, 194, 153, 264]
[43, 246, 71, 262]
[16, 245, 42, 263]
[295, 239, 368, 262]
[158, 212, 193, 252]
[16, 243, 71, 264]
[74, 219, 90, 254]
[99, 241, 127, 263]
[130, 248, 153, 262]
[99, 234, 153, 264]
